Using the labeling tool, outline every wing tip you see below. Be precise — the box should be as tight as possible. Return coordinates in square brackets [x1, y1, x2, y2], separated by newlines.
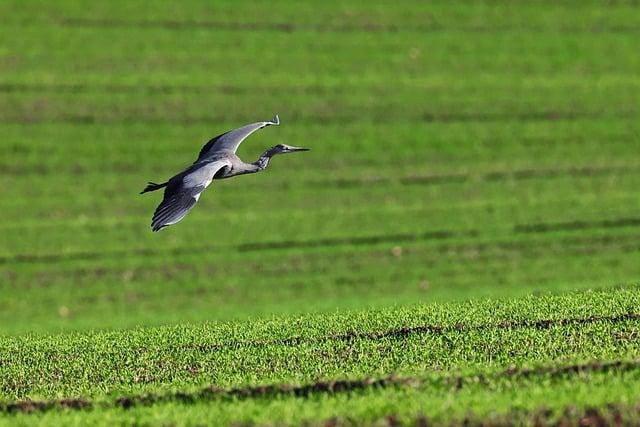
[270, 114, 280, 125]
[151, 221, 166, 232]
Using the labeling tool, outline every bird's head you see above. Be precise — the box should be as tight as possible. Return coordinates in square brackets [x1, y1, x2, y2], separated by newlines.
[270, 144, 310, 155]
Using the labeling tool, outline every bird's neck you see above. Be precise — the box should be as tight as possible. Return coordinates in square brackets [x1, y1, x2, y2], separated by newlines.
[252, 147, 278, 171]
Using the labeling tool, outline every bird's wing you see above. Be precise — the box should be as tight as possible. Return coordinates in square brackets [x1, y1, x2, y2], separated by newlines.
[196, 115, 280, 160]
[151, 159, 230, 232]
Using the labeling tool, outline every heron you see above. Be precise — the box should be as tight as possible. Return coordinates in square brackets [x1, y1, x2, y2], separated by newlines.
[140, 115, 308, 232]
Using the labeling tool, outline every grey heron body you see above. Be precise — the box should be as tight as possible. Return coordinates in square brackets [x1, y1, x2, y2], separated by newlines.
[141, 115, 308, 232]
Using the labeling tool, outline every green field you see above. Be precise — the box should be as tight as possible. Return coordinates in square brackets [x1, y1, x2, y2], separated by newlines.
[1, 1, 640, 425]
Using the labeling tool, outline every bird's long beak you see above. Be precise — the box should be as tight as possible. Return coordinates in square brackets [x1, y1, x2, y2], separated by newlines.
[288, 146, 310, 152]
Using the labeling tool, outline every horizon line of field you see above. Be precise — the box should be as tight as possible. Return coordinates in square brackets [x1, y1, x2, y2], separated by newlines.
[2, 216, 639, 265]
[1, 109, 637, 126]
[2, 359, 638, 416]
[24, 17, 640, 34]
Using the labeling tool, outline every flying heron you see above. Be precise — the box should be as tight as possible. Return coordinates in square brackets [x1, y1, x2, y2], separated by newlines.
[140, 115, 308, 232]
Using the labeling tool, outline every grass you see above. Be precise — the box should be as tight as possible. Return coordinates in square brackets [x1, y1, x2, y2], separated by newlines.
[1, 0, 640, 424]
[2, 288, 640, 425]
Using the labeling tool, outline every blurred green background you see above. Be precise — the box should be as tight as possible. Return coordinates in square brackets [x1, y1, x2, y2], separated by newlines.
[1, 0, 639, 335]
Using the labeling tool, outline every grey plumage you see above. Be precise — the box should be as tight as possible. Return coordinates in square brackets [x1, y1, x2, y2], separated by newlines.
[197, 115, 280, 159]
[141, 115, 309, 232]
[151, 186, 202, 232]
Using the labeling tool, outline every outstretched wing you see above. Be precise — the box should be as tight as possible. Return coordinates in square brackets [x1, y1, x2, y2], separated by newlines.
[151, 159, 230, 232]
[196, 115, 280, 161]
[151, 187, 202, 232]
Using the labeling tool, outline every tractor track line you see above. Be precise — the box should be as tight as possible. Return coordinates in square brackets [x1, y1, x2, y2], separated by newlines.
[324, 399, 640, 427]
[51, 18, 640, 34]
[0, 229, 473, 265]
[178, 312, 640, 353]
[308, 165, 640, 189]
[3, 219, 640, 265]
[515, 217, 640, 233]
[4, 236, 639, 290]
[3, 81, 640, 96]
[1, 162, 636, 185]
[0, 110, 636, 126]
[2, 360, 639, 415]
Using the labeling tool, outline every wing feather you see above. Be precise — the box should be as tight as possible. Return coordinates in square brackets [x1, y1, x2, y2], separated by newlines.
[149, 159, 230, 232]
[196, 115, 279, 160]
[151, 191, 200, 232]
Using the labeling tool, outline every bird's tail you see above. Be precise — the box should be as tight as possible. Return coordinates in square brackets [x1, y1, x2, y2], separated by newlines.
[140, 181, 167, 194]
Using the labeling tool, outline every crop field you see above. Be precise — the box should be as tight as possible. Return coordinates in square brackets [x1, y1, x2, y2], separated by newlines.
[1, 0, 640, 425]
